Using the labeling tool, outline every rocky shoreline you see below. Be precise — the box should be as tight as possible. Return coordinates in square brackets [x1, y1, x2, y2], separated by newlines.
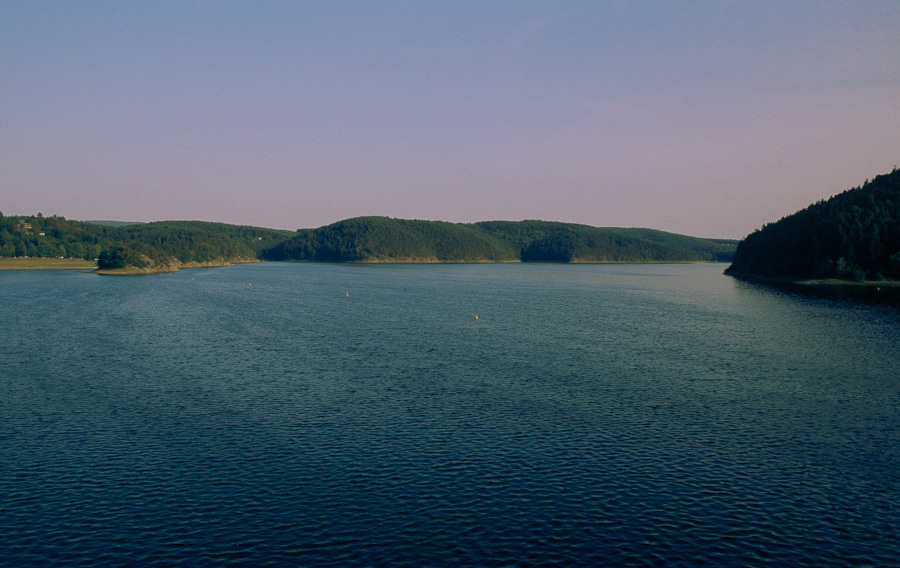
[94, 258, 259, 275]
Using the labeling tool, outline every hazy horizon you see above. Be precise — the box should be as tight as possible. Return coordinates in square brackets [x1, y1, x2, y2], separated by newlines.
[3, 2, 898, 239]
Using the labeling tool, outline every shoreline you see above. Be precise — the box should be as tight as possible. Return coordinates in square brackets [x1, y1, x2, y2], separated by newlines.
[280, 258, 725, 264]
[3, 257, 729, 271]
[94, 258, 259, 275]
[0, 258, 97, 270]
[725, 270, 900, 288]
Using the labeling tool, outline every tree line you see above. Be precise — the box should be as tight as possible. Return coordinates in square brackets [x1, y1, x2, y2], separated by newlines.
[0, 213, 108, 260]
[0, 212, 736, 270]
[0, 215, 293, 269]
[261, 217, 736, 263]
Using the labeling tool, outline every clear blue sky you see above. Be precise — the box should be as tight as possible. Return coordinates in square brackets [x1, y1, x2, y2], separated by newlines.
[2, 1, 898, 238]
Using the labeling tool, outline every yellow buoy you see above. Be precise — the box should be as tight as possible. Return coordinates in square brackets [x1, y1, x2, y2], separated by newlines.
[346, 292, 350, 297]
[474, 314, 479, 320]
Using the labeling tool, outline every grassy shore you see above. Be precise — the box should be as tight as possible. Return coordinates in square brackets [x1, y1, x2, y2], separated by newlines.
[0, 257, 97, 270]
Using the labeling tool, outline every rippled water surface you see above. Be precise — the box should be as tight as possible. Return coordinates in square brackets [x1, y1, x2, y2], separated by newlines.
[2, 263, 899, 567]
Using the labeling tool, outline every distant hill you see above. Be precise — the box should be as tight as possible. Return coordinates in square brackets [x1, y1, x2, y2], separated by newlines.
[262, 217, 518, 262]
[726, 168, 900, 282]
[607, 228, 736, 261]
[0, 214, 293, 271]
[1, 212, 735, 272]
[94, 221, 295, 271]
[263, 217, 736, 263]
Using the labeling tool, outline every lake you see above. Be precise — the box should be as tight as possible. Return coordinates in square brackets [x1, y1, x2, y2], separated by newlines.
[1, 262, 898, 567]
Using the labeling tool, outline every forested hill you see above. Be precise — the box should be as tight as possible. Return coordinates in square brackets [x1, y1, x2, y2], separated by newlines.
[95, 221, 295, 271]
[0, 215, 293, 271]
[261, 217, 736, 263]
[263, 217, 519, 262]
[1, 213, 735, 271]
[725, 168, 900, 282]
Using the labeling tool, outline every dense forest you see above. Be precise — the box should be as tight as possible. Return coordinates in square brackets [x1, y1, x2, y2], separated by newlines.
[0, 212, 735, 271]
[96, 221, 293, 269]
[473, 221, 735, 263]
[726, 168, 900, 281]
[0, 214, 293, 271]
[261, 217, 518, 262]
[262, 217, 736, 263]
[0, 213, 108, 260]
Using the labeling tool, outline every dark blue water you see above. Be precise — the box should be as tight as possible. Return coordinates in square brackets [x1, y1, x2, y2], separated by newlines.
[2, 263, 899, 567]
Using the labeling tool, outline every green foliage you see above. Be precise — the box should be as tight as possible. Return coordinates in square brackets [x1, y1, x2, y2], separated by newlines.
[264, 217, 736, 263]
[97, 243, 153, 269]
[262, 217, 520, 261]
[726, 168, 900, 281]
[0, 214, 110, 261]
[1, 212, 735, 270]
[607, 229, 738, 262]
[471, 221, 735, 262]
[0, 215, 293, 270]
[93, 221, 294, 268]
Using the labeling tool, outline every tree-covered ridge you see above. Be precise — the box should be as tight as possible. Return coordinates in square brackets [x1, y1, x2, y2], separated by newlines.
[262, 217, 519, 262]
[112, 221, 294, 259]
[607, 228, 736, 262]
[1, 211, 735, 270]
[474, 221, 736, 262]
[263, 217, 736, 263]
[94, 221, 294, 269]
[0, 214, 294, 270]
[726, 168, 900, 281]
[0, 213, 109, 259]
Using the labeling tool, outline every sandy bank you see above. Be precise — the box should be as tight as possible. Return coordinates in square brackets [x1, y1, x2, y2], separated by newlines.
[94, 258, 259, 275]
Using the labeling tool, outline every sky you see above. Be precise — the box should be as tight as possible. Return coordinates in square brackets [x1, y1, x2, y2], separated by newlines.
[2, 1, 898, 238]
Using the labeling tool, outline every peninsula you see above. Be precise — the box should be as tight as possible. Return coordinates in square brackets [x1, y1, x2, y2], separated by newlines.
[725, 168, 900, 285]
